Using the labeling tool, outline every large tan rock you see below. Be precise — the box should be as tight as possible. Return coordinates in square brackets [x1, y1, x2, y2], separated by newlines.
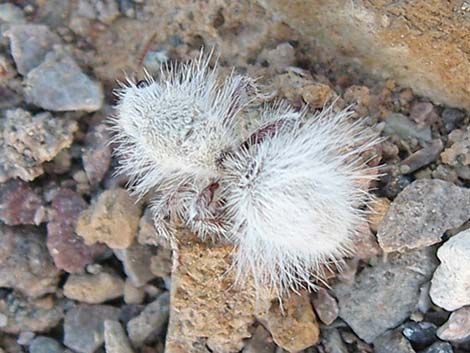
[164, 232, 320, 353]
[258, 0, 470, 109]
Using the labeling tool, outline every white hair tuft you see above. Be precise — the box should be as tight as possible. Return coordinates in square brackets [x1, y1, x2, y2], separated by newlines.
[220, 106, 380, 296]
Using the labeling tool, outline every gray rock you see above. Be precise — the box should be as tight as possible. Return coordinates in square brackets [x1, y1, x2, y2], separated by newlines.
[63, 305, 120, 353]
[82, 123, 111, 185]
[257, 42, 296, 73]
[24, 51, 103, 112]
[333, 248, 437, 343]
[421, 341, 454, 353]
[409, 102, 439, 125]
[322, 329, 348, 353]
[0, 225, 60, 298]
[29, 336, 65, 353]
[242, 325, 276, 353]
[437, 306, 470, 343]
[374, 329, 416, 353]
[402, 322, 437, 348]
[127, 292, 170, 347]
[104, 320, 135, 353]
[0, 3, 26, 46]
[0, 108, 78, 182]
[311, 287, 339, 325]
[400, 139, 443, 174]
[383, 113, 432, 142]
[4, 24, 60, 75]
[0, 292, 64, 334]
[377, 179, 470, 253]
[430, 229, 470, 311]
[114, 242, 155, 287]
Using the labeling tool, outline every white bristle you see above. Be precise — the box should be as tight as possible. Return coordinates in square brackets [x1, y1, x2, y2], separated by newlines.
[221, 106, 380, 296]
[110, 51, 380, 296]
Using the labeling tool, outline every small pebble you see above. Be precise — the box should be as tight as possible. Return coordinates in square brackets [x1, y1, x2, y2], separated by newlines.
[47, 189, 108, 273]
[0, 179, 45, 225]
[63, 270, 125, 304]
[259, 292, 320, 352]
[441, 127, 470, 167]
[374, 329, 416, 353]
[0, 108, 77, 182]
[441, 108, 464, 132]
[63, 305, 120, 353]
[400, 139, 444, 174]
[420, 341, 454, 353]
[322, 329, 349, 353]
[312, 288, 339, 325]
[127, 292, 170, 347]
[368, 197, 391, 233]
[76, 188, 141, 250]
[383, 113, 431, 142]
[24, 51, 103, 112]
[104, 320, 135, 353]
[82, 123, 111, 185]
[257, 42, 296, 73]
[4, 24, 60, 75]
[402, 322, 437, 348]
[410, 102, 438, 125]
[437, 306, 470, 343]
[430, 229, 470, 311]
[124, 280, 145, 305]
[0, 225, 60, 298]
[334, 248, 437, 343]
[378, 180, 470, 253]
[17, 331, 35, 345]
[29, 336, 65, 353]
[114, 243, 155, 287]
[0, 292, 64, 334]
[242, 325, 276, 353]
[301, 83, 335, 108]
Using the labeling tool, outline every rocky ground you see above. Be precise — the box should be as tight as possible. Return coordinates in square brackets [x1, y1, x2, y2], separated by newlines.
[0, 1, 470, 353]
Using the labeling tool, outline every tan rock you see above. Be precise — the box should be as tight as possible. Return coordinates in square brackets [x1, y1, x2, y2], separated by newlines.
[258, 0, 470, 109]
[123, 280, 145, 305]
[258, 291, 320, 352]
[368, 197, 391, 233]
[165, 231, 321, 353]
[64, 270, 125, 304]
[165, 232, 268, 353]
[76, 188, 141, 249]
[301, 83, 335, 108]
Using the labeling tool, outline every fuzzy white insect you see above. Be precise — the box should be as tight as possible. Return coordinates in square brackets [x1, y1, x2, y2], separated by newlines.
[110, 52, 380, 296]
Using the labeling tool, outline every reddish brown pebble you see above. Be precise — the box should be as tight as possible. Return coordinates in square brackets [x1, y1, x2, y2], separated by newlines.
[0, 179, 45, 225]
[410, 102, 439, 125]
[47, 189, 107, 273]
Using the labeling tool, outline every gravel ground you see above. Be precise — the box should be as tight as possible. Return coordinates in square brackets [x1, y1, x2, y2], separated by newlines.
[0, 1, 470, 353]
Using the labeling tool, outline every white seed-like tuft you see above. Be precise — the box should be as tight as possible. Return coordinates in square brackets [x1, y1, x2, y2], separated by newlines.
[221, 106, 380, 296]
